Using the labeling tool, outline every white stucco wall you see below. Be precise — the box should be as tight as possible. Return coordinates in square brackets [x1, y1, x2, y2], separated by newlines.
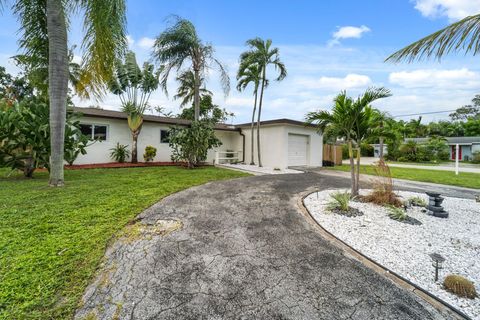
[74, 116, 243, 165]
[241, 123, 323, 169]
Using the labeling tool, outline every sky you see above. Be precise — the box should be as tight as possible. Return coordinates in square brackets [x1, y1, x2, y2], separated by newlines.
[1, 0, 480, 124]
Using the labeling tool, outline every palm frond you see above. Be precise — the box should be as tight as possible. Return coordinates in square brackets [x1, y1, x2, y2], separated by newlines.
[386, 14, 480, 62]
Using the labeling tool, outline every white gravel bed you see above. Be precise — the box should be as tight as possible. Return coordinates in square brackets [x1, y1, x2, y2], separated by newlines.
[219, 163, 302, 175]
[304, 189, 480, 319]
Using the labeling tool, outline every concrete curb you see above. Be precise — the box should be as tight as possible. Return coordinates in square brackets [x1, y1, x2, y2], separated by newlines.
[296, 190, 470, 320]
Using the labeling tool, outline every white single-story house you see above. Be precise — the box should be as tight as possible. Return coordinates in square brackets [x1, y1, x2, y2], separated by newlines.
[371, 144, 388, 158]
[409, 136, 480, 161]
[73, 107, 323, 169]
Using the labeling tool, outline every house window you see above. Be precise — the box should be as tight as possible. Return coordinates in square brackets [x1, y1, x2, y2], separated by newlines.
[160, 129, 170, 143]
[80, 124, 108, 141]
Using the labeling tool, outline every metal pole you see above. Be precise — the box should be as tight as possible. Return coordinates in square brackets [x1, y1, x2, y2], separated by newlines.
[455, 144, 459, 176]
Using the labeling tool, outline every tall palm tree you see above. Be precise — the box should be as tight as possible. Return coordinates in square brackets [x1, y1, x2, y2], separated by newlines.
[1, 0, 127, 186]
[174, 70, 212, 108]
[307, 87, 391, 196]
[236, 63, 265, 165]
[239, 38, 286, 167]
[109, 51, 160, 163]
[152, 17, 230, 121]
[386, 14, 480, 62]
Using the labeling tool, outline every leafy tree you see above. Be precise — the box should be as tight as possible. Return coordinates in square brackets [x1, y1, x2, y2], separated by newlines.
[307, 88, 391, 196]
[109, 51, 160, 163]
[236, 63, 266, 165]
[168, 121, 222, 168]
[1, 0, 127, 186]
[450, 95, 480, 121]
[370, 109, 392, 159]
[177, 95, 233, 123]
[0, 98, 88, 177]
[464, 118, 480, 136]
[152, 17, 230, 121]
[425, 136, 449, 162]
[174, 70, 212, 107]
[0, 66, 33, 106]
[238, 38, 286, 167]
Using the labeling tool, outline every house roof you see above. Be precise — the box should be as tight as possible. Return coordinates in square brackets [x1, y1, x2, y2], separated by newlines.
[72, 107, 317, 131]
[407, 136, 480, 145]
[72, 107, 239, 131]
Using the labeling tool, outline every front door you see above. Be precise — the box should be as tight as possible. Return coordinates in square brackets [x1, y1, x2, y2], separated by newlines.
[451, 145, 462, 160]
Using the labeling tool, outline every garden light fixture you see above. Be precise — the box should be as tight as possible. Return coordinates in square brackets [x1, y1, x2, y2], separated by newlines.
[429, 253, 445, 282]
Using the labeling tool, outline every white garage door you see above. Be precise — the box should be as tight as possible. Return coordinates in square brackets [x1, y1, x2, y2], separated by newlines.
[288, 134, 308, 166]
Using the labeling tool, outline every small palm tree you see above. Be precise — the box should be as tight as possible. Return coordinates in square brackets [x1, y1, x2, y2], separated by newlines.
[239, 38, 286, 167]
[1, 0, 127, 186]
[371, 109, 392, 159]
[386, 14, 480, 62]
[109, 51, 160, 163]
[307, 88, 391, 196]
[236, 63, 266, 165]
[174, 70, 212, 108]
[152, 17, 230, 121]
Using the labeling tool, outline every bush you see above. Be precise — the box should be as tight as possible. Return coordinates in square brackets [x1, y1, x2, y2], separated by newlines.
[387, 206, 407, 221]
[361, 143, 374, 157]
[0, 99, 88, 177]
[322, 160, 334, 167]
[444, 275, 477, 299]
[408, 196, 426, 207]
[397, 156, 409, 162]
[472, 151, 480, 164]
[110, 143, 130, 163]
[169, 121, 222, 168]
[342, 144, 349, 160]
[362, 160, 403, 207]
[143, 145, 157, 162]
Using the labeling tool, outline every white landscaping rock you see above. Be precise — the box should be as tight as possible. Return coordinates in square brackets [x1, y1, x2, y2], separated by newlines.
[220, 163, 302, 175]
[304, 189, 480, 319]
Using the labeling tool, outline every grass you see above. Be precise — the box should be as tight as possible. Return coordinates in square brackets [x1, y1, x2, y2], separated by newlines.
[0, 166, 249, 319]
[327, 165, 480, 189]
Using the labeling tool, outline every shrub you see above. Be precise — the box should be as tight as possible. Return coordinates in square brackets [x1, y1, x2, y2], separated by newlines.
[143, 145, 157, 162]
[327, 191, 351, 212]
[169, 121, 222, 168]
[388, 206, 407, 221]
[397, 156, 409, 162]
[472, 151, 480, 164]
[444, 275, 477, 299]
[110, 143, 130, 163]
[360, 143, 374, 157]
[362, 160, 403, 207]
[322, 160, 334, 167]
[408, 196, 427, 207]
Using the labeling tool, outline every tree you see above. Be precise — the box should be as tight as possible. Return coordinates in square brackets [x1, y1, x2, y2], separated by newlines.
[371, 109, 392, 159]
[238, 38, 286, 167]
[109, 51, 160, 163]
[177, 95, 233, 123]
[152, 17, 229, 121]
[236, 63, 265, 165]
[174, 70, 212, 107]
[307, 87, 391, 196]
[450, 95, 480, 121]
[386, 14, 480, 62]
[1, 0, 127, 186]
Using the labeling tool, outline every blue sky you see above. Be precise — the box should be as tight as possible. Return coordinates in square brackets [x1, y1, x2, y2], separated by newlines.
[1, 0, 480, 123]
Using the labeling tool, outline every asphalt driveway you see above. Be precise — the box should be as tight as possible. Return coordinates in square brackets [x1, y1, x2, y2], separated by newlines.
[75, 173, 457, 320]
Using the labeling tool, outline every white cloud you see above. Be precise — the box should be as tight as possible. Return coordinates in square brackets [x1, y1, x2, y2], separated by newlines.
[389, 68, 480, 88]
[328, 25, 370, 46]
[138, 37, 155, 50]
[126, 35, 135, 47]
[297, 73, 372, 90]
[413, 0, 480, 20]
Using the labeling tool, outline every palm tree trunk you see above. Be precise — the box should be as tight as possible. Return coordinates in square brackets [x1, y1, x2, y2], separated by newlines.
[256, 67, 266, 167]
[193, 67, 200, 122]
[379, 136, 384, 159]
[47, 0, 68, 187]
[348, 140, 356, 195]
[250, 87, 258, 165]
[355, 146, 361, 195]
[131, 130, 139, 163]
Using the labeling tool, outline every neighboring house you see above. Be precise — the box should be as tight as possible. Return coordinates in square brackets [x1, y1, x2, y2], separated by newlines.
[73, 107, 323, 169]
[371, 144, 388, 158]
[408, 136, 480, 161]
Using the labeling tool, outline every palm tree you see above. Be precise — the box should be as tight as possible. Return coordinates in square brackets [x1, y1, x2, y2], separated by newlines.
[109, 51, 160, 163]
[2, 0, 127, 186]
[239, 38, 286, 167]
[174, 70, 212, 108]
[236, 63, 266, 165]
[386, 14, 480, 62]
[371, 109, 392, 159]
[152, 17, 230, 121]
[307, 87, 391, 196]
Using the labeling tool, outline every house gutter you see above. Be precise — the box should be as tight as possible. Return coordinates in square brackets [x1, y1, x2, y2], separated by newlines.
[239, 129, 245, 163]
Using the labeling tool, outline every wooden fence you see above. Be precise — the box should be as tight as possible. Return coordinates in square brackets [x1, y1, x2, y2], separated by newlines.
[323, 144, 343, 165]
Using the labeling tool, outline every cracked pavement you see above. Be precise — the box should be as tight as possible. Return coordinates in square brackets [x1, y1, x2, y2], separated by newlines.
[75, 173, 457, 320]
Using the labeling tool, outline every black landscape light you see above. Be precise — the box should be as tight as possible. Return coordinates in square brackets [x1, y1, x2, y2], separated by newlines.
[429, 253, 445, 282]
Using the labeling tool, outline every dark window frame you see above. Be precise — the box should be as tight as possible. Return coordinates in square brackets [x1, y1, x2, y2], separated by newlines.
[80, 123, 109, 141]
[160, 129, 170, 144]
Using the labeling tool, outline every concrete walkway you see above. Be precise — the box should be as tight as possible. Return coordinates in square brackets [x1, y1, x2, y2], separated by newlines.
[343, 157, 480, 174]
[75, 174, 457, 320]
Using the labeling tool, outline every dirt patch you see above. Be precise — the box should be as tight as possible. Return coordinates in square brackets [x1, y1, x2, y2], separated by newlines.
[121, 219, 183, 243]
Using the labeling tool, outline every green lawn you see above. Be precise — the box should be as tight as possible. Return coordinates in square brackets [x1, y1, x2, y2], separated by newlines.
[327, 165, 480, 189]
[0, 166, 249, 319]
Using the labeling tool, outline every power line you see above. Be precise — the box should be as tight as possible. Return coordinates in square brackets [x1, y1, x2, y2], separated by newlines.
[393, 109, 457, 118]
